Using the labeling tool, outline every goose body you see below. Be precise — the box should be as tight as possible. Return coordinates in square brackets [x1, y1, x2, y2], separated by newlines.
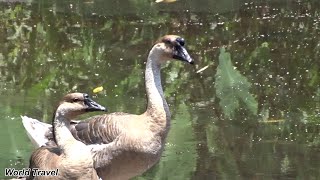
[22, 35, 194, 180]
[27, 93, 107, 180]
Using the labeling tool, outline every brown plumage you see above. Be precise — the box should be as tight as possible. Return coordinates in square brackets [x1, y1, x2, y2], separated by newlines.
[22, 35, 194, 180]
[27, 93, 106, 180]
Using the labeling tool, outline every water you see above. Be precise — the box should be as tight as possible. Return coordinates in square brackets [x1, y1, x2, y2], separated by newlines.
[0, 0, 319, 179]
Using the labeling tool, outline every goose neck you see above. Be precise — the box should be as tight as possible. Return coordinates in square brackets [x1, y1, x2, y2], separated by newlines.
[145, 48, 171, 128]
[52, 110, 75, 148]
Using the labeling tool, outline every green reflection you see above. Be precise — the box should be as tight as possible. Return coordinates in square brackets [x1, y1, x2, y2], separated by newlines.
[0, 0, 319, 179]
[215, 47, 258, 118]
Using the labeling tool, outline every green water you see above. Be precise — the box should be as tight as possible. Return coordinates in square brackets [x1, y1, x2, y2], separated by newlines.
[0, 0, 319, 179]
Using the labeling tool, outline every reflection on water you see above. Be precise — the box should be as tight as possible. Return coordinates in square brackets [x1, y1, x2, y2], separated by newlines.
[0, 0, 319, 179]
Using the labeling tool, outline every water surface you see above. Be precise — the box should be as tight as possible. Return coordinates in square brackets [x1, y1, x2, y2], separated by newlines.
[0, 0, 319, 179]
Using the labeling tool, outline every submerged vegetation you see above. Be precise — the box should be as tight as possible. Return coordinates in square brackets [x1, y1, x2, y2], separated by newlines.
[0, 0, 319, 179]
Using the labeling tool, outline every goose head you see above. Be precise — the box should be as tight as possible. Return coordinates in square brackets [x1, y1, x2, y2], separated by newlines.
[153, 35, 194, 64]
[56, 93, 106, 119]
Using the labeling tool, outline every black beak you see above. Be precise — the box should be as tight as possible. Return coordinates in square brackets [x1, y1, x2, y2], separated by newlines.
[172, 45, 194, 64]
[83, 94, 107, 112]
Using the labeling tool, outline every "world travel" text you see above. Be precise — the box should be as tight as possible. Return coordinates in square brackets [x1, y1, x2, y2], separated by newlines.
[5, 168, 59, 177]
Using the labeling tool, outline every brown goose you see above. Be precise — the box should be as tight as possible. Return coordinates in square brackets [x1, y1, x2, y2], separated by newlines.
[26, 93, 106, 180]
[22, 35, 194, 180]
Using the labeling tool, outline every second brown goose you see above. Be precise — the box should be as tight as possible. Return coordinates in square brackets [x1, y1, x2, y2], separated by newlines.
[27, 93, 107, 180]
[22, 35, 194, 180]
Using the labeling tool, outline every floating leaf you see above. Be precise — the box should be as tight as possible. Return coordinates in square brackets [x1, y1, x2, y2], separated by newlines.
[93, 86, 103, 93]
[215, 48, 258, 118]
[196, 65, 209, 73]
[260, 119, 285, 123]
[155, 0, 177, 3]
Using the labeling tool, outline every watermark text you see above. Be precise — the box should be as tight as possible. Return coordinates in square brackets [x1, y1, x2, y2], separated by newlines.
[5, 168, 59, 177]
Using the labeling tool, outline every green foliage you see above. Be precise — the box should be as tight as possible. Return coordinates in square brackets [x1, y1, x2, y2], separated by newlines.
[0, 0, 320, 179]
[118, 59, 143, 92]
[215, 48, 258, 118]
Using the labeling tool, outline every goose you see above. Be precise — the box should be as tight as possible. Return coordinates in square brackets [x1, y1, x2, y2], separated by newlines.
[21, 35, 194, 180]
[26, 93, 107, 180]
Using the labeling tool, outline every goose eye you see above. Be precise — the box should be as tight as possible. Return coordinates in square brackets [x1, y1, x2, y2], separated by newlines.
[163, 39, 171, 44]
[72, 98, 80, 103]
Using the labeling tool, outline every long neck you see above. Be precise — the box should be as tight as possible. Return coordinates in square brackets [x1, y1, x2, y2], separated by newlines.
[145, 48, 171, 134]
[52, 110, 77, 150]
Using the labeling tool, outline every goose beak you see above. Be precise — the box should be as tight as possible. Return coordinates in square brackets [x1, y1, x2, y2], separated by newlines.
[84, 97, 107, 112]
[173, 45, 194, 64]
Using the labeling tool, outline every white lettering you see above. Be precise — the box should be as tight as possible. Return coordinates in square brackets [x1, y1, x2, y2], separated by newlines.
[32, 168, 59, 176]
[4, 168, 30, 177]
[4, 168, 59, 177]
